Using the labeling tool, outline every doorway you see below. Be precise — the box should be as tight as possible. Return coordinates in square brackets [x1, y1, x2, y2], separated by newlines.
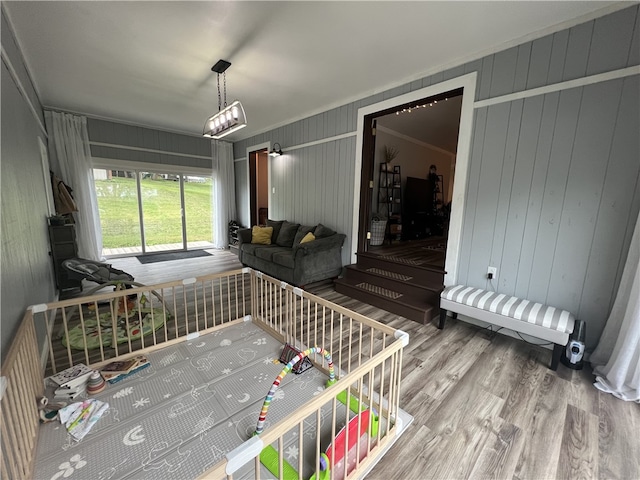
[365, 90, 463, 266]
[335, 74, 477, 323]
[352, 73, 478, 285]
[248, 148, 269, 226]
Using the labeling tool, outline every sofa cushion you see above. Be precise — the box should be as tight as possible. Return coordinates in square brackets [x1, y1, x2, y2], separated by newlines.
[276, 221, 300, 247]
[300, 232, 315, 244]
[251, 226, 273, 245]
[255, 246, 289, 262]
[272, 250, 295, 269]
[266, 219, 284, 240]
[314, 223, 336, 238]
[294, 225, 316, 245]
[241, 243, 267, 256]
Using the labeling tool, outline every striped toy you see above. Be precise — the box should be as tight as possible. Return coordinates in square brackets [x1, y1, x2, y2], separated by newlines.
[254, 347, 334, 435]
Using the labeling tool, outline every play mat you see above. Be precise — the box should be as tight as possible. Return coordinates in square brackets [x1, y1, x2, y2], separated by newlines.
[62, 297, 168, 350]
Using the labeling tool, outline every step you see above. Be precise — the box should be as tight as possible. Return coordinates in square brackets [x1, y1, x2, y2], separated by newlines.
[342, 265, 441, 302]
[334, 278, 438, 325]
[357, 252, 445, 288]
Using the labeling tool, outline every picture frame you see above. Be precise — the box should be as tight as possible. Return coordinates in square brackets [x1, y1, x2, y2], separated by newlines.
[393, 165, 400, 173]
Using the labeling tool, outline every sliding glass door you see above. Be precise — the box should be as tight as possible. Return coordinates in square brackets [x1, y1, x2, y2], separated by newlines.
[183, 175, 214, 248]
[94, 169, 143, 255]
[140, 172, 185, 252]
[93, 169, 213, 257]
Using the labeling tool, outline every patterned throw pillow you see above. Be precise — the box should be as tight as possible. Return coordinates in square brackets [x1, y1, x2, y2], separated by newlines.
[251, 226, 273, 245]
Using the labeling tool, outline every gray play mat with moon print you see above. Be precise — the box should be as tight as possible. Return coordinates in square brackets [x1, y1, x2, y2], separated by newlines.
[35, 319, 367, 480]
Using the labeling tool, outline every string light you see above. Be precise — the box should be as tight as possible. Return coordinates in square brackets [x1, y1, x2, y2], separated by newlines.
[393, 97, 449, 116]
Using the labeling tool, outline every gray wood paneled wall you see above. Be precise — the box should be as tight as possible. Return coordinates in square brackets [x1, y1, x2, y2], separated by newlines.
[87, 118, 212, 171]
[1, 7, 56, 360]
[233, 5, 640, 347]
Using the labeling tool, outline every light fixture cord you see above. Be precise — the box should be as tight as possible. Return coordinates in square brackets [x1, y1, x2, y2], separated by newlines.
[217, 73, 222, 112]
[223, 71, 227, 108]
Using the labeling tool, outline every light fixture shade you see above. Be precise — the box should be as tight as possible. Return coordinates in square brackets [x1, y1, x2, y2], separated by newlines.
[203, 100, 247, 139]
[269, 143, 283, 157]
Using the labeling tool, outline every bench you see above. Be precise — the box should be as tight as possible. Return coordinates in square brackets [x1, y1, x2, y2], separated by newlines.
[439, 285, 575, 370]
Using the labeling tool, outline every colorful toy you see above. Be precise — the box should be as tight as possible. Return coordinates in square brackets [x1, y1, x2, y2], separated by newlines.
[254, 346, 379, 480]
[279, 343, 314, 374]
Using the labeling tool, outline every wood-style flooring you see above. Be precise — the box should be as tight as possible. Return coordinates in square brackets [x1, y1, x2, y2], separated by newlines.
[106, 251, 639, 480]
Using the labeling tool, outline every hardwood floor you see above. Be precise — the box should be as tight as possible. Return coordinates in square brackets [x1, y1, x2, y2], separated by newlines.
[105, 247, 243, 285]
[105, 254, 639, 480]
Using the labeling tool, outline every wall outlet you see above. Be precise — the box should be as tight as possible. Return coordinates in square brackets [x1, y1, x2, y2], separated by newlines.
[487, 266, 497, 278]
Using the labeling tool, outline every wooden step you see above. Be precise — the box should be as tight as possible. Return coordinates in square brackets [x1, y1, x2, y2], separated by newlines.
[356, 252, 445, 288]
[334, 277, 438, 325]
[342, 265, 441, 302]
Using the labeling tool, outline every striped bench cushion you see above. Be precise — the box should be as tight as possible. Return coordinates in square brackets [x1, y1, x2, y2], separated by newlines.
[441, 285, 574, 334]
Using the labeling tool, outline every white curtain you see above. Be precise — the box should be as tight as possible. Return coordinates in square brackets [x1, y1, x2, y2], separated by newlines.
[45, 111, 103, 260]
[212, 140, 236, 249]
[590, 210, 640, 403]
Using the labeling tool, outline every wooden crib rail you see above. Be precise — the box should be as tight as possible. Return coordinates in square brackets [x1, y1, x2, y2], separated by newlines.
[1, 309, 44, 480]
[207, 342, 405, 480]
[32, 268, 251, 374]
[250, 272, 407, 380]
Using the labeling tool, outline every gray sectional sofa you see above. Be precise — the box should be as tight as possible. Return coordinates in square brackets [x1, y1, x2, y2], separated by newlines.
[237, 220, 346, 286]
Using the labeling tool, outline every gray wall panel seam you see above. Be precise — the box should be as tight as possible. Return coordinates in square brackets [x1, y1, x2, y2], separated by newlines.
[542, 87, 584, 304]
[627, 7, 640, 65]
[575, 80, 625, 318]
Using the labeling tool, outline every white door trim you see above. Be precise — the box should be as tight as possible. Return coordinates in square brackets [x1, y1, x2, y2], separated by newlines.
[352, 72, 478, 286]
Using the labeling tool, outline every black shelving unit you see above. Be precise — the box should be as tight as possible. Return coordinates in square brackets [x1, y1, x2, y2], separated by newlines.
[48, 224, 82, 293]
[377, 164, 403, 242]
[228, 221, 243, 254]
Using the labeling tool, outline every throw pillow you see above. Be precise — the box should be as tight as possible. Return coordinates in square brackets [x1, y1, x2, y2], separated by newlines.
[300, 232, 315, 244]
[251, 226, 273, 245]
[266, 219, 284, 240]
[293, 225, 316, 245]
[275, 221, 300, 247]
[314, 223, 336, 238]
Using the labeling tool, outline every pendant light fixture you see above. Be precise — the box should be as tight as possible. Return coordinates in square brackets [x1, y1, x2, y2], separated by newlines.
[203, 59, 247, 139]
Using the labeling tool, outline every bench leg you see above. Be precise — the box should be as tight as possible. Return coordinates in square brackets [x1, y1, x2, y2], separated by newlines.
[550, 343, 564, 370]
[438, 309, 447, 329]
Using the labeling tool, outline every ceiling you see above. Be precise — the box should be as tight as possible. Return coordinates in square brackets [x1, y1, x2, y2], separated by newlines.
[4, 1, 623, 143]
[377, 95, 463, 153]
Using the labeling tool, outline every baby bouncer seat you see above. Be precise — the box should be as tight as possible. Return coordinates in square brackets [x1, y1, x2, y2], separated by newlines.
[62, 257, 135, 293]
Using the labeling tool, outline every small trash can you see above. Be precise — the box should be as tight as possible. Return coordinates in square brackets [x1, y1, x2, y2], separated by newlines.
[370, 219, 387, 246]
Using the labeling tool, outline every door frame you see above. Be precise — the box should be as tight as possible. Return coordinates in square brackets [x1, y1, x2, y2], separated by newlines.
[92, 159, 213, 256]
[352, 72, 478, 286]
[245, 142, 272, 226]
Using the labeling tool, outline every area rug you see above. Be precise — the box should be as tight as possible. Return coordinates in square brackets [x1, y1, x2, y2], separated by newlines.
[136, 250, 212, 264]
